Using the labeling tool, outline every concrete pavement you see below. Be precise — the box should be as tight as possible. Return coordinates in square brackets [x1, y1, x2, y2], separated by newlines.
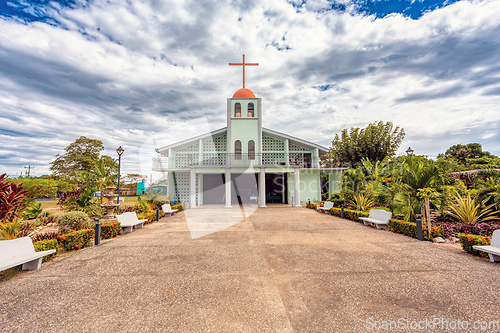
[1, 206, 500, 332]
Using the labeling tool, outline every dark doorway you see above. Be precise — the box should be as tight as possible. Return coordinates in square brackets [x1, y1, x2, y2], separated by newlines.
[203, 174, 226, 204]
[304, 153, 312, 168]
[231, 174, 258, 204]
[265, 173, 285, 203]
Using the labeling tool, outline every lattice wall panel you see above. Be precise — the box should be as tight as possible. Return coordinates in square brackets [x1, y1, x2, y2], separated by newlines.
[174, 172, 190, 204]
[177, 143, 199, 152]
[203, 134, 227, 152]
[263, 135, 284, 151]
[289, 153, 305, 165]
[201, 153, 226, 166]
[175, 153, 197, 168]
[289, 142, 309, 151]
[262, 153, 285, 165]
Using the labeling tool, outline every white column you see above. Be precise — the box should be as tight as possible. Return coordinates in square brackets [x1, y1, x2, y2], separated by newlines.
[198, 174, 203, 206]
[314, 148, 320, 168]
[285, 139, 289, 165]
[259, 167, 266, 208]
[318, 171, 322, 201]
[168, 148, 174, 168]
[190, 168, 196, 208]
[225, 168, 232, 208]
[167, 172, 175, 198]
[294, 168, 301, 207]
[198, 139, 203, 165]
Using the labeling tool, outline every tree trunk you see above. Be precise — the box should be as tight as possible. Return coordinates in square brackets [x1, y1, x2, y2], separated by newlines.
[425, 197, 431, 237]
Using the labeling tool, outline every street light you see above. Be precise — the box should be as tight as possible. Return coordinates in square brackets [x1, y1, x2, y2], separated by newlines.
[116, 146, 124, 213]
[406, 147, 414, 155]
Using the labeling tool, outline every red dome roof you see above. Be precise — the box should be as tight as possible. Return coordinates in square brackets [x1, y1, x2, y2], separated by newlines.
[233, 88, 255, 98]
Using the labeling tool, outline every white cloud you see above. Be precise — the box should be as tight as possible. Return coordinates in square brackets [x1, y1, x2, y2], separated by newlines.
[1, 0, 500, 175]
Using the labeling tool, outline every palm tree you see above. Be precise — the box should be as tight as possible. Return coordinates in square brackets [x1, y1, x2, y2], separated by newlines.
[392, 155, 445, 234]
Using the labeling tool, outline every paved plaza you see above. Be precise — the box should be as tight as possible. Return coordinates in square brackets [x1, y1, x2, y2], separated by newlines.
[1, 206, 499, 332]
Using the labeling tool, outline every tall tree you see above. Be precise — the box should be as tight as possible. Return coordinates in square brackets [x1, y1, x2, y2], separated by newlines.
[439, 143, 493, 164]
[50, 136, 104, 180]
[324, 121, 405, 167]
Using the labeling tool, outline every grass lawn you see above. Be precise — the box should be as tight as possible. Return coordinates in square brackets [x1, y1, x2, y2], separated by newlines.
[38, 200, 64, 216]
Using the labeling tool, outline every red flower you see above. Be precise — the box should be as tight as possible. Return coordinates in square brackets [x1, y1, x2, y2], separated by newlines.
[467, 237, 471, 242]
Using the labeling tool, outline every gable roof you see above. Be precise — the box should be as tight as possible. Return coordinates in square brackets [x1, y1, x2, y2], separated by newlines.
[155, 127, 227, 154]
[262, 128, 329, 155]
[155, 126, 329, 155]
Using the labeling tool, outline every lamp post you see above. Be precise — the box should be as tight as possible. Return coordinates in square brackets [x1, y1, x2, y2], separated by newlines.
[406, 147, 414, 155]
[116, 146, 124, 214]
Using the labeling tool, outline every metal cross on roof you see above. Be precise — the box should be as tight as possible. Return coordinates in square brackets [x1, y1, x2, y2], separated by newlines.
[229, 54, 259, 89]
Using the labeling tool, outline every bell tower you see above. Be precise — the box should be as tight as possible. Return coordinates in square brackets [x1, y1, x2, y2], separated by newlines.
[227, 55, 262, 163]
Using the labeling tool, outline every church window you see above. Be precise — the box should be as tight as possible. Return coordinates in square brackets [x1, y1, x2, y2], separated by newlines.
[248, 140, 255, 160]
[235, 103, 241, 117]
[247, 103, 254, 117]
[235, 140, 242, 159]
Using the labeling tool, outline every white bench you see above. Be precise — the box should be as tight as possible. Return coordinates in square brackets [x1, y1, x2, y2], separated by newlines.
[0, 237, 56, 271]
[116, 212, 147, 234]
[161, 204, 178, 217]
[359, 209, 393, 229]
[473, 229, 500, 262]
[317, 201, 333, 213]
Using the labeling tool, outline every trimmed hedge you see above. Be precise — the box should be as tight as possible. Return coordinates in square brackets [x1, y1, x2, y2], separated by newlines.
[101, 222, 121, 239]
[171, 203, 183, 212]
[138, 210, 157, 225]
[57, 229, 94, 251]
[306, 202, 320, 209]
[387, 219, 444, 240]
[33, 239, 58, 262]
[457, 233, 491, 259]
[329, 207, 369, 221]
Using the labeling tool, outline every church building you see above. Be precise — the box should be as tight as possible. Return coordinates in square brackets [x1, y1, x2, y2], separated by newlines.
[153, 55, 343, 208]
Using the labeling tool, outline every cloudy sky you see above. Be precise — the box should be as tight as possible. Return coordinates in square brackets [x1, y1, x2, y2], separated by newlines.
[1, 0, 500, 177]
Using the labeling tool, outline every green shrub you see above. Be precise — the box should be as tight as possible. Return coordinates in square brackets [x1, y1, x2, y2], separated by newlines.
[330, 207, 369, 221]
[132, 197, 152, 214]
[170, 203, 183, 212]
[457, 233, 491, 259]
[100, 222, 121, 239]
[138, 210, 157, 224]
[387, 219, 444, 240]
[306, 202, 319, 209]
[33, 239, 58, 262]
[57, 229, 94, 251]
[56, 211, 92, 234]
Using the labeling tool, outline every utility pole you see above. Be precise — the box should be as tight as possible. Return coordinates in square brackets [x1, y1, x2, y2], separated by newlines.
[24, 165, 34, 177]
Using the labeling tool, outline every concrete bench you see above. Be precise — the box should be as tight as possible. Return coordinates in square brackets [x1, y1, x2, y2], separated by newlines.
[473, 229, 500, 262]
[116, 212, 147, 234]
[359, 209, 392, 229]
[317, 201, 333, 213]
[0, 237, 56, 271]
[161, 204, 178, 217]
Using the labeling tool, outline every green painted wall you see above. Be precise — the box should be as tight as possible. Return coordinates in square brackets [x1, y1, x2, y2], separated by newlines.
[231, 98, 259, 155]
[328, 171, 342, 196]
[300, 170, 321, 202]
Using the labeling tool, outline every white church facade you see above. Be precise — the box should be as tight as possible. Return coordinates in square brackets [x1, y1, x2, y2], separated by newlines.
[152, 56, 343, 207]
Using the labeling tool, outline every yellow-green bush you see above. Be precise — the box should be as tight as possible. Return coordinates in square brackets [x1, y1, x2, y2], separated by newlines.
[170, 203, 183, 212]
[33, 239, 58, 262]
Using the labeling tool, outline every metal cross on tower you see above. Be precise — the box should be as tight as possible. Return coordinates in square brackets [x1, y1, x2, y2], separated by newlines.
[229, 54, 259, 89]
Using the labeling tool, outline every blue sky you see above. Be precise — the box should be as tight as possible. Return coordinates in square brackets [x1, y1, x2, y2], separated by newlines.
[1, 0, 499, 177]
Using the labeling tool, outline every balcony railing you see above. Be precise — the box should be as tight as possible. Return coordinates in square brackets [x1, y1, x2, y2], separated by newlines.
[152, 153, 318, 171]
